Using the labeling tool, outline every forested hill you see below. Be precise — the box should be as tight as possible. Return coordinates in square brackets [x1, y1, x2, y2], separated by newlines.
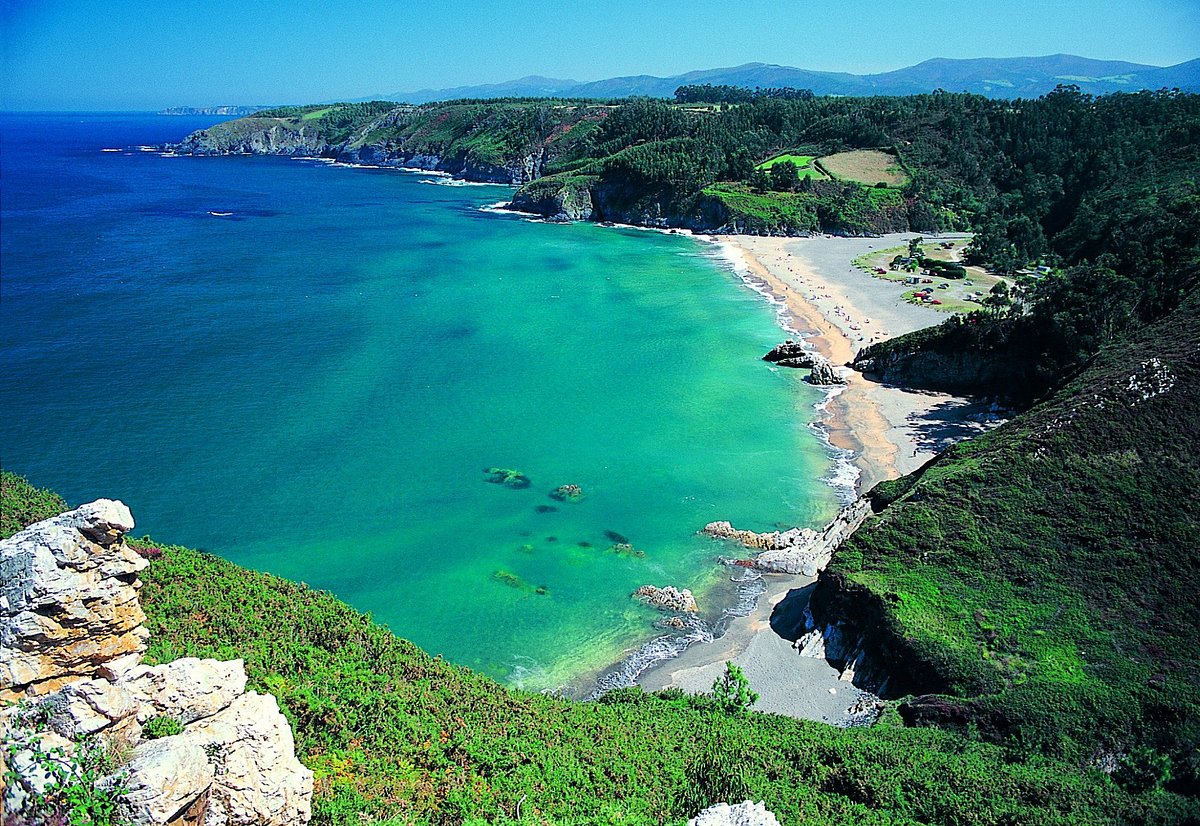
[175, 90, 1200, 386]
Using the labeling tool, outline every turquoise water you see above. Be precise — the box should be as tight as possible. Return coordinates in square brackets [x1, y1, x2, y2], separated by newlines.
[0, 114, 840, 690]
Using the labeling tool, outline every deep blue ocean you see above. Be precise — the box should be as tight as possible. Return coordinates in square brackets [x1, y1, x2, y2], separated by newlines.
[0, 113, 840, 691]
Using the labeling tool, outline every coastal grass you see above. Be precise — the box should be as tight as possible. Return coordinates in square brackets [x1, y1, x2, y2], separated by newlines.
[3, 471, 1192, 824]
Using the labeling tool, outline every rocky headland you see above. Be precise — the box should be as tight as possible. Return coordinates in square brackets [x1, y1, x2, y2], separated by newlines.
[1, 500, 312, 825]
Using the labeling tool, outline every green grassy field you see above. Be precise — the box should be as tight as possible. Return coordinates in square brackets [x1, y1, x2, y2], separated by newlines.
[755, 153, 826, 179]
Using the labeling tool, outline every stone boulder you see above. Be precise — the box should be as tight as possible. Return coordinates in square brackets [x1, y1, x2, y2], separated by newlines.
[689, 801, 782, 826]
[0, 499, 148, 699]
[761, 340, 809, 364]
[122, 658, 248, 724]
[807, 356, 847, 386]
[118, 737, 216, 826]
[182, 692, 313, 826]
[633, 585, 698, 613]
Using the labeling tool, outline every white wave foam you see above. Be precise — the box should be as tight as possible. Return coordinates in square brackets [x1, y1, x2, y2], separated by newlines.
[420, 177, 506, 187]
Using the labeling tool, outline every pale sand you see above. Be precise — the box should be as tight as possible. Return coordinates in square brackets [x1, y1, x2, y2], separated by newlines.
[638, 232, 999, 720]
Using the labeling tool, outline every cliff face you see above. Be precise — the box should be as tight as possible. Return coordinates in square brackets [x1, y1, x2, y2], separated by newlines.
[173, 118, 334, 157]
[1, 502, 313, 825]
[170, 102, 604, 186]
[852, 346, 1033, 395]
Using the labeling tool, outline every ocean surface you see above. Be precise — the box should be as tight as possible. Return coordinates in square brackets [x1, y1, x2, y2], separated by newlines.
[0, 113, 841, 691]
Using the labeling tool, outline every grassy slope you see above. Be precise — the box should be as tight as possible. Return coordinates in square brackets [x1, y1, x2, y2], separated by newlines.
[819, 289, 1200, 785]
[2, 471, 1194, 824]
[755, 154, 825, 179]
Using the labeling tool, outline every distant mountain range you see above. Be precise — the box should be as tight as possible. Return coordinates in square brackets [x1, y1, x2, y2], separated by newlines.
[388, 54, 1200, 103]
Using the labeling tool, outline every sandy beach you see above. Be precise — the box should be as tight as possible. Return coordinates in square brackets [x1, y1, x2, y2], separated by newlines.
[638, 232, 1000, 719]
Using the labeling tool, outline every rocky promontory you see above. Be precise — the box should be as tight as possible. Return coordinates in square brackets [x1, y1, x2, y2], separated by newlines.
[703, 498, 873, 577]
[1, 501, 313, 825]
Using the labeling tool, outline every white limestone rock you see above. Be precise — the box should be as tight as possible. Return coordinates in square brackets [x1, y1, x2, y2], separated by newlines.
[118, 737, 216, 826]
[633, 584, 698, 613]
[0, 499, 147, 699]
[122, 658, 248, 724]
[689, 801, 782, 826]
[186, 692, 314, 826]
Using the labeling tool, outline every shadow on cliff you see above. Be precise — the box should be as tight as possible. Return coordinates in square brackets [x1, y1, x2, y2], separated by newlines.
[769, 583, 816, 642]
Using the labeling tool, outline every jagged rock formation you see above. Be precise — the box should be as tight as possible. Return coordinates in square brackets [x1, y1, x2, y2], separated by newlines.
[761, 339, 814, 367]
[689, 801, 781, 826]
[795, 609, 894, 697]
[806, 356, 847, 386]
[703, 498, 873, 577]
[0, 499, 148, 699]
[633, 585, 698, 612]
[1, 502, 313, 825]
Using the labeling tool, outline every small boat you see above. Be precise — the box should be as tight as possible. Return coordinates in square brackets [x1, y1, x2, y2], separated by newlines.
[208, 211, 233, 217]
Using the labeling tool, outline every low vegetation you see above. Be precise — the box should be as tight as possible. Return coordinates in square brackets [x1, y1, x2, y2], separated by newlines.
[4, 466, 1197, 823]
[823, 290, 1200, 797]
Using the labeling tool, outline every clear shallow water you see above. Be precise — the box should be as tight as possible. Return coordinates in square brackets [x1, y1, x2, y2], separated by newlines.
[1, 114, 840, 690]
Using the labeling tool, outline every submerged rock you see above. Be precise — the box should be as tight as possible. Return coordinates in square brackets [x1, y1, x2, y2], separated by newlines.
[549, 483, 584, 502]
[608, 543, 646, 559]
[484, 467, 531, 488]
[633, 585, 698, 613]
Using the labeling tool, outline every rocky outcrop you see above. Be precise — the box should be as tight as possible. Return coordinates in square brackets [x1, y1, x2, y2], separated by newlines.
[173, 118, 333, 157]
[633, 585, 698, 613]
[689, 801, 781, 826]
[807, 356, 847, 386]
[1, 499, 148, 699]
[761, 339, 810, 364]
[1, 502, 313, 825]
[508, 177, 596, 221]
[704, 498, 873, 577]
[763, 340, 820, 369]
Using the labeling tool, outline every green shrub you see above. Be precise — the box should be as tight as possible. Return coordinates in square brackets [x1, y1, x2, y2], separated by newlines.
[141, 715, 184, 740]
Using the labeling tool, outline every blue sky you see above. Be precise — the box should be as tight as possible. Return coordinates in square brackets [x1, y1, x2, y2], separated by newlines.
[2, 0, 1198, 110]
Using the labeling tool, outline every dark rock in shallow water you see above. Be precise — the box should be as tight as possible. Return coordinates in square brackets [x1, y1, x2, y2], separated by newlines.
[777, 355, 817, 369]
[763, 339, 810, 363]
[484, 467, 531, 488]
[549, 483, 584, 502]
[546, 536, 558, 543]
[807, 357, 848, 386]
[535, 505, 558, 514]
[577, 541, 592, 548]
[604, 530, 629, 544]
[609, 543, 646, 559]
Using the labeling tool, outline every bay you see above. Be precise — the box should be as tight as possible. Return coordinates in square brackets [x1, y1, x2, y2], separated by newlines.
[0, 113, 841, 690]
